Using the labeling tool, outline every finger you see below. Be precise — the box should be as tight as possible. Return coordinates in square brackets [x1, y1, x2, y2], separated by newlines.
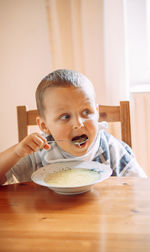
[34, 134, 51, 150]
[44, 143, 51, 150]
[35, 133, 47, 143]
[26, 141, 41, 152]
[33, 134, 47, 147]
[33, 137, 45, 147]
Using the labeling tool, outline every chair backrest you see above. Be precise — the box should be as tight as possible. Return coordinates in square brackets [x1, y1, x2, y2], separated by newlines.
[98, 101, 131, 147]
[17, 101, 132, 147]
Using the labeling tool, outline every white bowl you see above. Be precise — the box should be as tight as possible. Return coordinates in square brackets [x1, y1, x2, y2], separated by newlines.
[31, 161, 112, 195]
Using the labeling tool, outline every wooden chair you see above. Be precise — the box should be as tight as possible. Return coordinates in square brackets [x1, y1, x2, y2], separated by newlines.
[98, 101, 131, 147]
[17, 101, 132, 147]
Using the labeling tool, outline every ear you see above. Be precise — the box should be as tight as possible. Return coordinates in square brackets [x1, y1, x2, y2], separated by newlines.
[36, 116, 51, 135]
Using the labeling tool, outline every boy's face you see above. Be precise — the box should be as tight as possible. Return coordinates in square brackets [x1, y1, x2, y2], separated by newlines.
[38, 85, 99, 156]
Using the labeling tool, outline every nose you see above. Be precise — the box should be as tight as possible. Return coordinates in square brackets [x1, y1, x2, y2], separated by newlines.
[72, 116, 84, 130]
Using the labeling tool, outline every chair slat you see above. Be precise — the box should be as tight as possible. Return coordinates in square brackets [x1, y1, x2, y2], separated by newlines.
[27, 110, 38, 125]
[99, 105, 120, 122]
[120, 101, 132, 147]
[17, 106, 28, 142]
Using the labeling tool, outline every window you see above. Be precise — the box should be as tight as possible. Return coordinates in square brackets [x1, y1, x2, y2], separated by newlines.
[125, 0, 150, 91]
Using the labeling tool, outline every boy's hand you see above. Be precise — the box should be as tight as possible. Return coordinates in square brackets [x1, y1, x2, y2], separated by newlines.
[15, 133, 50, 158]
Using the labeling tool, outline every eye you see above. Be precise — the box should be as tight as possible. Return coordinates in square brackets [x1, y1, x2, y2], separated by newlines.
[59, 114, 70, 120]
[82, 109, 90, 116]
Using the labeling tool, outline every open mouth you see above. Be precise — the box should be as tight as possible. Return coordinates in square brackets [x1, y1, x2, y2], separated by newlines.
[71, 134, 88, 146]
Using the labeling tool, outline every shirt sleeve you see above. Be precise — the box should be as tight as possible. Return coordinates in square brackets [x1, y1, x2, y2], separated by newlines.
[106, 133, 147, 177]
[5, 154, 36, 184]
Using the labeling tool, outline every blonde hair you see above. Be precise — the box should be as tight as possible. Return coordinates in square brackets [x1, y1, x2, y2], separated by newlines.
[35, 69, 95, 118]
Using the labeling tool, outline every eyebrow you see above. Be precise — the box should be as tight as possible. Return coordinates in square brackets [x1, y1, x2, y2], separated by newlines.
[54, 106, 70, 114]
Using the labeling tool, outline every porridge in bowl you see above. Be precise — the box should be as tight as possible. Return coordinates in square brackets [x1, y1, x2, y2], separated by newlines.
[44, 168, 100, 187]
[31, 161, 112, 195]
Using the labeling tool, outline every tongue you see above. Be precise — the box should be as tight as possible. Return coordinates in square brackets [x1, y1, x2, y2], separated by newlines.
[72, 134, 87, 143]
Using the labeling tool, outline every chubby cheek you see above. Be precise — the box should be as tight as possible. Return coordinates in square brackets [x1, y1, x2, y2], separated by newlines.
[50, 125, 71, 140]
[85, 120, 98, 137]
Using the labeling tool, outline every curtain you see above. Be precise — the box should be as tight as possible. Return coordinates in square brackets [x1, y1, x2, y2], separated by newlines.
[45, 0, 106, 104]
[45, 0, 128, 138]
[130, 91, 150, 176]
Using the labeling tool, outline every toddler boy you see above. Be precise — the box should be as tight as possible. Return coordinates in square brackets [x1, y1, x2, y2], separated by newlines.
[0, 69, 146, 184]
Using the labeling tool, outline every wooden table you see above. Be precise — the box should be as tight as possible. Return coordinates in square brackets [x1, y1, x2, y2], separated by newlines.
[0, 177, 150, 252]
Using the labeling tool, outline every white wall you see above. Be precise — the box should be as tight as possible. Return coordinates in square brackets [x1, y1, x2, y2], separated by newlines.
[0, 0, 51, 151]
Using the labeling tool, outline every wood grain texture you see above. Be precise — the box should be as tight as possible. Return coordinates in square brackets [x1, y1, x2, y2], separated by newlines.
[0, 177, 150, 252]
[120, 101, 132, 147]
[17, 106, 28, 142]
[99, 101, 132, 147]
[17, 106, 38, 142]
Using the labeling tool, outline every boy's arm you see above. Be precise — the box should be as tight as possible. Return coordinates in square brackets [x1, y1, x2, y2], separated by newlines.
[0, 144, 21, 184]
[0, 133, 50, 185]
